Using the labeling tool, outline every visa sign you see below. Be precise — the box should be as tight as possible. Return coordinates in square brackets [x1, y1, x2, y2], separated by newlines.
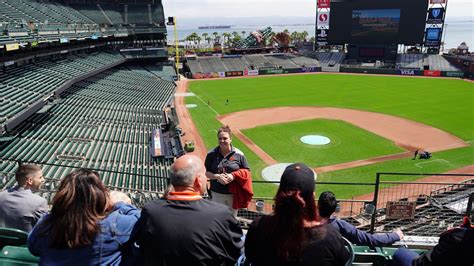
[399, 69, 415, 75]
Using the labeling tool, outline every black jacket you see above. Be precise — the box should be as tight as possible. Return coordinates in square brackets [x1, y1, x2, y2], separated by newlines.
[414, 226, 474, 266]
[130, 196, 243, 266]
[245, 216, 350, 266]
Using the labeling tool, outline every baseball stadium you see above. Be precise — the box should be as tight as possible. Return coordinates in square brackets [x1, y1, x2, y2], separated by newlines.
[0, 0, 473, 264]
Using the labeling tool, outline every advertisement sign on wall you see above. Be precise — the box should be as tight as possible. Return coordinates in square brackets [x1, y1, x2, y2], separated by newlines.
[427, 8, 445, 24]
[443, 71, 464, 77]
[424, 70, 441, 77]
[316, 29, 329, 45]
[225, 71, 243, 77]
[317, 0, 330, 8]
[425, 28, 441, 46]
[218, 72, 226, 78]
[317, 11, 330, 28]
[244, 69, 259, 76]
[399, 69, 416, 76]
[193, 72, 220, 79]
[301, 67, 320, 73]
[429, 0, 446, 3]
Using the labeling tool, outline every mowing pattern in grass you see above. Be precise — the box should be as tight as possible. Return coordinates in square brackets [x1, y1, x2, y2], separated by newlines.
[242, 119, 404, 167]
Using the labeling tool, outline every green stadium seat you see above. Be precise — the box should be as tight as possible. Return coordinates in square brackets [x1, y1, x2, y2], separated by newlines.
[0, 228, 28, 249]
[0, 245, 40, 265]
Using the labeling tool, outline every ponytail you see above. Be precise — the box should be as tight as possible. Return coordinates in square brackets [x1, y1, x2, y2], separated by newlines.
[268, 190, 312, 262]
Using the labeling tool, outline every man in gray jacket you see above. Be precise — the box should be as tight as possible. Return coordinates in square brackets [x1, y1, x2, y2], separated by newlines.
[0, 164, 48, 232]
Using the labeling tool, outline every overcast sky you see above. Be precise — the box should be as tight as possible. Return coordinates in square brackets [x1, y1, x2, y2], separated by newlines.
[163, 0, 473, 19]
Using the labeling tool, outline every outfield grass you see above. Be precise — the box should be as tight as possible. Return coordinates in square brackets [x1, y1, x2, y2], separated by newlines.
[242, 119, 404, 167]
[186, 74, 474, 198]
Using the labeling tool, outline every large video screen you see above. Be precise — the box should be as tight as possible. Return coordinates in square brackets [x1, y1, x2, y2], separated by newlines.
[328, 0, 428, 45]
[352, 9, 400, 40]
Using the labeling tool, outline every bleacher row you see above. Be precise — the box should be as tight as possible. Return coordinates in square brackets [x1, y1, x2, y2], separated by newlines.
[0, 51, 124, 130]
[0, 66, 177, 206]
[187, 52, 460, 75]
[0, 0, 165, 45]
[396, 54, 459, 71]
[187, 54, 321, 74]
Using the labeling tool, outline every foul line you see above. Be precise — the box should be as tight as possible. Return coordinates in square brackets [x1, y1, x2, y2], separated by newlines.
[193, 94, 219, 116]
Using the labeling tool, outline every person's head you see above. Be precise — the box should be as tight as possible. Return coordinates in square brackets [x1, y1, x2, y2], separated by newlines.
[15, 164, 44, 191]
[271, 163, 317, 261]
[217, 125, 232, 151]
[275, 162, 317, 221]
[170, 155, 206, 195]
[46, 169, 111, 248]
[318, 191, 337, 218]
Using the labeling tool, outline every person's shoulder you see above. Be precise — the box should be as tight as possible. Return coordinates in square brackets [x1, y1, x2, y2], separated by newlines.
[249, 215, 272, 230]
[201, 199, 231, 211]
[142, 198, 167, 211]
[233, 147, 245, 156]
[207, 147, 219, 155]
[30, 193, 48, 205]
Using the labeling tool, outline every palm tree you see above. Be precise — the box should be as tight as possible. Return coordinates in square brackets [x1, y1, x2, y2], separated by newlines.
[232, 35, 242, 47]
[290, 31, 299, 44]
[189, 32, 199, 43]
[202, 32, 208, 41]
[212, 32, 219, 43]
[241, 30, 246, 38]
[301, 31, 309, 42]
[232, 31, 239, 38]
[222, 32, 231, 47]
[283, 29, 289, 34]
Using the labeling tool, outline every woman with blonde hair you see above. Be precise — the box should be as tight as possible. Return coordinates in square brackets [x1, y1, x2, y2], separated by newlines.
[28, 169, 140, 265]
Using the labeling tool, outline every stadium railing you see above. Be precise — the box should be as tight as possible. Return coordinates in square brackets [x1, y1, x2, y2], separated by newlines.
[246, 173, 473, 237]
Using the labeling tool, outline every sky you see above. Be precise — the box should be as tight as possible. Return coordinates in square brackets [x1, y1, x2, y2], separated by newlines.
[163, 0, 473, 19]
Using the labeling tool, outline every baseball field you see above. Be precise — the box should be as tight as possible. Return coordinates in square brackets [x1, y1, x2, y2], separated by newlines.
[183, 74, 474, 198]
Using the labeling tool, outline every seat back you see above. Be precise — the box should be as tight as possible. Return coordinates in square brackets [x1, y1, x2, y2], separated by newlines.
[353, 247, 388, 266]
[0, 228, 28, 249]
[0, 245, 40, 265]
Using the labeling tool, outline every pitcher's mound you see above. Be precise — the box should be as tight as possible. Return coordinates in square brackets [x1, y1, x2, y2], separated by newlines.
[262, 163, 318, 183]
[300, 135, 331, 145]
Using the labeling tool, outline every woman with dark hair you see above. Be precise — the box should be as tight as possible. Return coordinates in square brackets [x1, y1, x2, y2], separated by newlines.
[205, 125, 253, 217]
[245, 163, 349, 266]
[27, 169, 140, 265]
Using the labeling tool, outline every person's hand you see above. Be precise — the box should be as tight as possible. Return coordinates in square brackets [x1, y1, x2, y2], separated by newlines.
[216, 174, 228, 185]
[393, 228, 404, 240]
[221, 173, 234, 184]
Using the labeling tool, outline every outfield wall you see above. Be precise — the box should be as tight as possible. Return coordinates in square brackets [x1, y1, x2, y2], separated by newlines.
[190, 67, 464, 79]
[191, 67, 322, 79]
[340, 67, 465, 78]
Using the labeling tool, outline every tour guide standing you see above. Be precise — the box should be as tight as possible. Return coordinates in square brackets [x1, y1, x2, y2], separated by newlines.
[205, 125, 253, 216]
